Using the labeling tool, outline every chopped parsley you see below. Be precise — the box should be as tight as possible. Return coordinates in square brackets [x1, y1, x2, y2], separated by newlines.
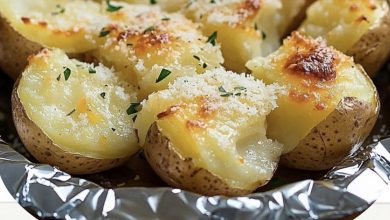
[99, 28, 110, 37]
[210, 0, 216, 3]
[127, 103, 141, 115]
[63, 67, 71, 81]
[218, 86, 227, 93]
[127, 43, 133, 47]
[88, 67, 96, 74]
[202, 63, 208, 68]
[193, 55, 201, 61]
[143, 26, 155, 34]
[150, 0, 157, 4]
[111, 128, 116, 132]
[52, 4, 65, 15]
[100, 92, 106, 99]
[66, 109, 76, 116]
[206, 31, 218, 46]
[234, 86, 246, 91]
[261, 31, 267, 40]
[254, 23, 258, 30]
[106, 0, 123, 12]
[161, 17, 170, 21]
[156, 68, 171, 83]
[219, 86, 246, 97]
[56, 74, 61, 81]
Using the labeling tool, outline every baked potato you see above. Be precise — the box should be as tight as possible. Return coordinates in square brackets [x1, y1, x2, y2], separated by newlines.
[246, 32, 379, 170]
[12, 48, 140, 174]
[182, 0, 282, 72]
[134, 68, 283, 196]
[278, 0, 315, 37]
[0, 0, 107, 78]
[92, 2, 224, 100]
[299, 0, 390, 76]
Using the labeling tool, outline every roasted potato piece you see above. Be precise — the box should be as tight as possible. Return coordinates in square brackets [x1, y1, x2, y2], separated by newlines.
[246, 32, 379, 170]
[134, 68, 283, 196]
[183, 0, 282, 72]
[0, 0, 107, 78]
[12, 49, 140, 174]
[93, 3, 223, 99]
[299, 0, 390, 76]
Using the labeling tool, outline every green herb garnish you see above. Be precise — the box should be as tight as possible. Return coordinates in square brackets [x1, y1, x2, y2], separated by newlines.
[127, 103, 141, 115]
[100, 92, 106, 99]
[218, 86, 227, 93]
[52, 4, 65, 15]
[111, 128, 116, 132]
[234, 86, 246, 91]
[202, 63, 208, 68]
[99, 28, 111, 37]
[66, 109, 76, 116]
[193, 55, 200, 61]
[56, 74, 61, 81]
[88, 67, 96, 74]
[63, 67, 71, 81]
[150, 0, 157, 4]
[261, 31, 267, 40]
[143, 26, 155, 34]
[161, 17, 170, 21]
[106, 0, 123, 12]
[156, 68, 171, 83]
[206, 31, 218, 46]
[254, 23, 258, 30]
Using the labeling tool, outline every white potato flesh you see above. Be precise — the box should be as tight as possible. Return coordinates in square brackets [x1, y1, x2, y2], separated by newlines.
[135, 68, 283, 189]
[95, 3, 224, 99]
[299, 0, 388, 53]
[0, 0, 110, 52]
[17, 49, 139, 159]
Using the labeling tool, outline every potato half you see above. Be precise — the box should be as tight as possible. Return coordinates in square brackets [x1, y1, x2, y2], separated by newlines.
[135, 68, 283, 196]
[12, 49, 140, 174]
[299, 0, 390, 76]
[0, 0, 109, 78]
[246, 32, 379, 170]
[92, 3, 224, 100]
[183, 0, 282, 72]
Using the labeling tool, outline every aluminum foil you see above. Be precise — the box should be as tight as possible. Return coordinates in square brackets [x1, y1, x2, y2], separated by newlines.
[0, 136, 389, 220]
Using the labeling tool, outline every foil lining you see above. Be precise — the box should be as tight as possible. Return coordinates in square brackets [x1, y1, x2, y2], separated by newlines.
[0, 137, 389, 220]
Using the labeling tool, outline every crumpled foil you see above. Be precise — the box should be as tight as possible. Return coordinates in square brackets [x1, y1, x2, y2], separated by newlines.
[0, 137, 389, 220]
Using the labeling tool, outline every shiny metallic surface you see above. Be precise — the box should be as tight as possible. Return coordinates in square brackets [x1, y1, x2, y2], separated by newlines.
[0, 138, 389, 220]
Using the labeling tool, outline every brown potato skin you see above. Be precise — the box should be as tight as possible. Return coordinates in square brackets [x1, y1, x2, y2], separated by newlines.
[0, 17, 43, 80]
[281, 95, 380, 171]
[346, 1, 390, 77]
[143, 123, 268, 197]
[12, 77, 130, 175]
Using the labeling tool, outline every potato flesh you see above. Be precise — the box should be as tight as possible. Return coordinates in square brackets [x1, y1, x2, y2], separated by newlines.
[183, 0, 282, 72]
[94, 5, 224, 100]
[0, 0, 107, 52]
[246, 33, 377, 153]
[299, 0, 386, 52]
[135, 69, 282, 189]
[17, 49, 139, 159]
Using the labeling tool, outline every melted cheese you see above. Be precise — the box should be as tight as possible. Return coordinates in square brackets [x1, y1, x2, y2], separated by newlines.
[135, 68, 283, 189]
[246, 32, 377, 152]
[0, 0, 109, 52]
[299, 0, 387, 52]
[18, 49, 139, 159]
[93, 3, 224, 99]
[182, 0, 282, 72]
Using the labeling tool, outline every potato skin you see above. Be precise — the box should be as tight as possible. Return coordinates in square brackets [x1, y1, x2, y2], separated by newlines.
[0, 16, 42, 80]
[12, 78, 130, 175]
[281, 96, 380, 171]
[346, 1, 390, 77]
[143, 123, 267, 196]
